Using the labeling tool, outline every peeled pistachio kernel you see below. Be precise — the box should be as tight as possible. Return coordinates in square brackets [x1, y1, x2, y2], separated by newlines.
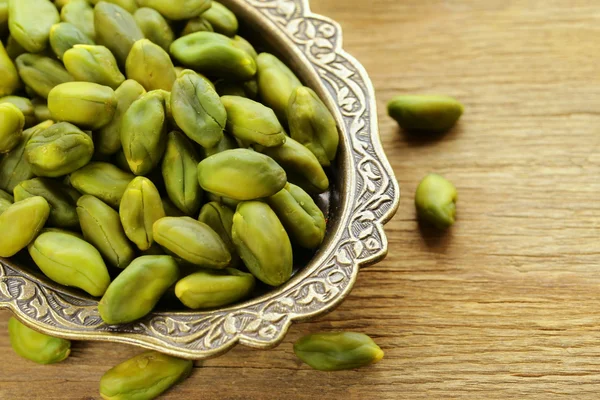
[162, 131, 203, 215]
[175, 268, 255, 309]
[28, 231, 111, 296]
[49, 22, 95, 60]
[257, 136, 329, 194]
[136, 0, 211, 20]
[232, 201, 293, 286]
[0, 196, 50, 257]
[288, 86, 339, 167]
[202, 133, 237, 158]
[8, 0, 60, 53]
[94, 1, 144, 66]
[0, 120, 53, 192]
[0, 96, 37, 127]
[99, 351, 193, 400]
[119, 177, 165, 251]
[181, 16, 213, 36]
[70, 162, 135, 208]
[0, 41, 20, 97]
[133, 7, 174, 52]
[256, 52, 302, 125]
[25, 122, 94, 177]
[15, 54, 74, 99]
[121, 90, 168, 175]
[99, 255, 179, 324]
[63, 45, 125, 89]
[387, 95, 464, 133]
[89, 0, 137, 13]
[153, 216, 231, 269]
[48, 82, 117, 129]
[203, 1, 238, 37]
[171, 69, 225, 148]
[14, 178, 80, 229]
[294, 332, 384, 371]
[198, 201, 239, 267]
[231, 35, 257, 59]
[0, 103, 24, 153]
[170, 31, 257, 81]
[126, 39, 177, 92]
[197, 149, 287, 201]
[221, 95, 286, 147]
[414, 173, 457, 229]
[77, 195, 135, 269]
[8, 317, 71, 365]
[60, 0, 95, 40]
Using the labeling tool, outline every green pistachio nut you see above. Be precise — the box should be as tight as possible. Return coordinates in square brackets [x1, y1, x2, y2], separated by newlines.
[0, 196, 50, 257]
[121, 90, 168, 175]
[0, 120, 53, 192]
[25, 121, 94, 177]
[387, 95, 464, 133]
[175, 268, 254, 309]
[15, 54, 74, 99]
[153, 216, 231, 268]
[288, 86, 338, 167]
[48, 82, 117, 130]
[14, 178, 80, 229]
[32, 99, 52, 122]
[170, 31, 257, 81]
[221, 95, 286, 147]
[203, 1, 238, 37]
[181, 16, 213, 36]
[414, 173, 457, 229]
[202, 133, 237, 158]
[162, 131, 203, 215]
[60, 0, 95, 40]
[49, 22, 95, 60]
[70, 162, 135, 208]
[119, 177, 165, 251]
[8, 0, 60, 53]
[256, 52, 302, 125]
[267, 183, 326, 249]
[63, 45, 125, 89]
[89, 0, 137, 13]
[99, 351, 193, 400]
[294, 332, 384, 371]
[232, 201, 292, 286]
[231, 35, 257, 59]
[126, 39, 176, 91]
[8, 317, 71, 365]
[77, 195, 135, 268]
[0, 103, 24, 153]
[0, 96, 36, 127]
[133, 7, 174, 52]
[0, 41, 20, 97]
[197, 149, 287, 200]
[28, 230, 111, 296]
[96, 79, 145, 156]
[99, 255, 179, 324]
[171, 69, 225, 148]
[54, 0, 72, 8]
[198, 201, 240, 267]
[94, 1, 144, 66]
[257, 136, 329, 194]
[136, 0, 211, 20]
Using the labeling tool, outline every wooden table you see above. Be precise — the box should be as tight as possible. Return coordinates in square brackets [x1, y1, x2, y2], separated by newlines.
[2, 0, 600, 398]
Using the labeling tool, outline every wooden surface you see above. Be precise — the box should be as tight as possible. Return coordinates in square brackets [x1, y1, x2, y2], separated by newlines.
[2, 0, 600, 398]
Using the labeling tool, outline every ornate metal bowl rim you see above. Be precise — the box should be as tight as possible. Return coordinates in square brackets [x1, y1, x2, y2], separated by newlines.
[0, 0, 400, 360]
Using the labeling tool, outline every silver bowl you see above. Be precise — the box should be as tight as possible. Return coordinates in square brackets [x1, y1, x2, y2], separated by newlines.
[0, 0, 399, 359]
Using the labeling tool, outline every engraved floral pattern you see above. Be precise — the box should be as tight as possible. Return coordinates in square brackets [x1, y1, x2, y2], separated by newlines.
[0, 0, 399, 359]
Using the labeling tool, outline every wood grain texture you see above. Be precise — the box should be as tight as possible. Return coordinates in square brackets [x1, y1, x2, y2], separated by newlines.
[2, 0, 600, 398]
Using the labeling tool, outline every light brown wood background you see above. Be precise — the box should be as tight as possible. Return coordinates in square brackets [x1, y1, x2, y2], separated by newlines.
[2, 0, 600, 398]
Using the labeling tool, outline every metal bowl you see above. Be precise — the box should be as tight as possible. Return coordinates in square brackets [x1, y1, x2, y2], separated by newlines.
[0, 0, 399, 359]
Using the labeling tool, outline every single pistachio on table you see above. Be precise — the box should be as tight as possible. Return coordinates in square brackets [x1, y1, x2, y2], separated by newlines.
[49, 22, 95, 60]
[175, 268, 255, 309]
[0, 41, 20, 97]
[99, 351, 193, 400]
[25, 121, 95, 177]
[77, 194, 136, 269]
[126, 39, 177, 92]
[133, 7, 175, 52]
[48, 82, 117, 129]
[8, 0, 60, 53]
[99, 255, 179, 324]
[136, 0, 211, 20]
[198, 201, 240, 267]
[181, 16, 213, 36]
[8, 317, 71, 365]
[0, 96, 36, 127]
[232, 201, 293, 286]
[69, 162, 135, 208]
[63, 44, 125, 89]
[387, 95, 464, 133]
[15, 53, 74, 99]
[153, 216, 231, 269]
[0, 103, 24, 153]
[414, 173, 457, 229]
[294, 332, 384, 371]
[203, 1, 238, 37]
[28, 230, 111, 297]
[94, 1, 144, 66]
[0, 196, 50, 257]
[60, 0, 95, 40]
